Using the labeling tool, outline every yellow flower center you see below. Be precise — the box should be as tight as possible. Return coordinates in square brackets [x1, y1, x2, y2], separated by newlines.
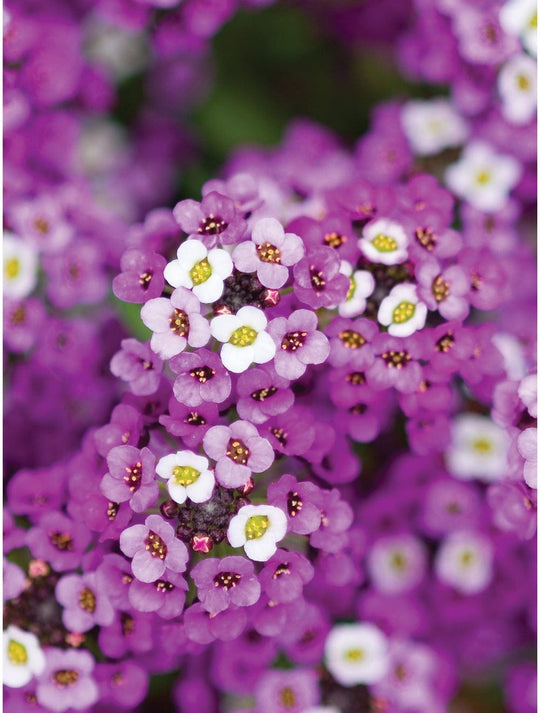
[7, 640, 28, 665]
[472, 438, 492, 454]
[476, 171, 491, 185]
[516, 73, 530, 91]
[529, 11, 537, 28]
[461, 550, 474, 567]
[229, 325, 258, 347]
[346, 276, 356, 301]
[172, 465, 201, 486]
[344, 648, 365, 662]
[392, 301, 416, 324]
[190, 258, 212, 285]
[245, 515, 270, 540]
[5, 257, 21, 280]
[371, 233, 398, 253]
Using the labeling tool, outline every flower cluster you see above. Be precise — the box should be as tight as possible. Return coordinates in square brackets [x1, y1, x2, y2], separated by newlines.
[3, 0, 537, 712]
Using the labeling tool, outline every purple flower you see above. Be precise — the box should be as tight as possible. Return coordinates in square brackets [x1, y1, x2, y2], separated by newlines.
[140, 286, 211, 360]
[236, 364, 294, 424]
[110, 339, 163, 396]
[326, 316, 378, 369]
[159, 396, 219, 448]
[94, 661, 149, 710]
[98, 610, 154, 658]
[55, 572, 114, 632]
[36, 648, 98, 712]
[173, 190, 247, 247]
[232, 217, 305, 289]
[170, 349, 231, 406]
[255, 669, 319, 713]
[3, 297, 45, 353]
[293, 246, 349, 308]
[42, 241, 108, 309]
[416, 258, 470, 320]
[259, 550, 314, 604]
[119, 514, 189, 583]
[26, 512, 92, 572]
[260, 407, 316, 457]
[267, 474, 323, 535]
[184, 602, 247, 644]
[100, 445, 158, 513]
[112, 248, 167, 304]
[366, 333, 424, 393]
[191, 555, 261, 614]
[268, 309, 330, 380]
[310, 489, 354, 553]
[203, 420, 274, 488]
[128, 570, 188, 619]
[93, 404, 143, 458]
[287, 212, 359, 264]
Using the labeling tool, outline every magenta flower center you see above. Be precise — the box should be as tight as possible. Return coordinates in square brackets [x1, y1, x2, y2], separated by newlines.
[155, 580, 175, 592]
[256, 242, 281, 264]
[436, 333, 455, 352]
[432, 275, 450, 302]
[49, 532, 74, 551]
[324, 232, 347, 248]
[251, 386, 277, 401]
[346, 371, 366, 385]
[169, 309, 190, 337]
[382, 350, 411, 369]
[124, 461, 143, 492]
[79, 586, 96, 613]
[339, 329, 366, 349]
[185, 411, 207, 425]
[281, 331, 308, 352]
[107, 502, 120, 521]
[273, 562, 290, 579]
[121, 612, 134, 635]
[287, 491, 303, 517]
[189, 366, 215, 383]
[309, 265, 326, 292]
[53, 669, 79, 687]
[270, 427, 288, 446]
[139, 271, 153, 290]
[415, 227, 437, 251]
[198, 214, 227, 235]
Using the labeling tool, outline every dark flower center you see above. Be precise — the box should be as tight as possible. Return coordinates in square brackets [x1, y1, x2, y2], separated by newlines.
[107, 502, 119, 521]
[382, 350, 411, 368]
[436, 332, 455, 352]
[271, 427, 288, 446]
[34, 217, 49, 234]
[78, 587, 96, 613]
[415, 227, 437, 251]
[155, 580, 175, 592]
[279, 687, 296, 708]
[214, 571, 242, 590]
[349, 403, 368, 415]
[346, 371, 366, 385]
[169, 309, 190, 337]
[139, 271, 153, 290]
[124, 461, 143, 492]
[49, 532, 73, 551]
[287, 491, 303, 517]
[190, 366, 215, 383]
[309, 265, 326, 292]
[121, 612, 134, 636]
[324, 232, 347, 248]
[53, 670, 79, 687]
[256, 242, 281, 264]
[11, 305, 27, 325]
[226, 438, 250, 464]
[432, 275, 450, 302]
[281, 331, 307, 352]
[339, 329, 366, 349]
[145, 531, 167, 559]
[471, 271, 482, 291]
[273, 563, 290, 578]
[198, 214, 227, 235]
[185, 411, 206, 425]
[251, 386, 277, 401]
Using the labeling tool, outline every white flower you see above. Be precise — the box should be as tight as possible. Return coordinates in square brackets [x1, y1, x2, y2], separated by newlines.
[210, 305, 276, 373]
[360, 219, 408, 266]
[435, 531, 493, 594]
[367, 534, 427, 595]
[401, 98, 468, 155]
[164, 240, 233, 304]
[3, 231, 38, 299]
[377, 283, 427, 337]
[156, 451, 214, 504]
[518, 373, 537, 418]
[3, 625, 46, 688]
[445, 142, 521, 213]
[324, 623, 389, 686]
[498, 53, 537, 124]
[499, 0, 537, 56]
[338, 262, 375, 317]
[445, 414, 509, 482]
[227, 504, 287, 562]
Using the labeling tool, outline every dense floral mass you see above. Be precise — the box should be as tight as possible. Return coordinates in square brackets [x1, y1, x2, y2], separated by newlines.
[3, 0, 537, 711]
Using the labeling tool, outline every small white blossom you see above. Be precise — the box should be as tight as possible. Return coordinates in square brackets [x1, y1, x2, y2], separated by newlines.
[227, 504, 287, 562]
[377, 283, 427, 338]
[446, 414, 509, 482]
[445, 142, 521, 212]
[210, 305, 276, 373]
[360, 218, 408, 266]
[156, 451, 214, 504]
[435, 531, 493, 594]
[3, 625, 46, 688]
[324, 623, 389, 686]
[367, 534, 427, 595]
[3, 231, 39, 299]
[499, 0, 537, 56]
[338, 262, 375, 317]
[401, 98, 468, 155]
[164, 240, 233, 303]
[498, 53, 537, 124]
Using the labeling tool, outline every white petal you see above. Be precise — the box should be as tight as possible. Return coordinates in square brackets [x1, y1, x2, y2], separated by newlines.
[221, 343, 256, 373]
[253, 332, 276, 364]
[207, 248, 233, 278]
[210, 314, 239, 343]
[244, 536, 278, 562]
[167, 481, 188, 505]
[236, 306, 268, 332]
[187, 470, 215, 503]
[156, 454, 179, 480]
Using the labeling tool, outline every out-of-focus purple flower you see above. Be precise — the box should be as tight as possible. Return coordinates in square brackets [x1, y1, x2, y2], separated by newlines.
[110, 338, 163, 395]
[173, 191, 247, 247]
[26, 512, 92, 572]
[36, 648, 98, 712]
[55, 571, 114, 632]
[112, 248, 167, 303]
[293, 246, 349, 308]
